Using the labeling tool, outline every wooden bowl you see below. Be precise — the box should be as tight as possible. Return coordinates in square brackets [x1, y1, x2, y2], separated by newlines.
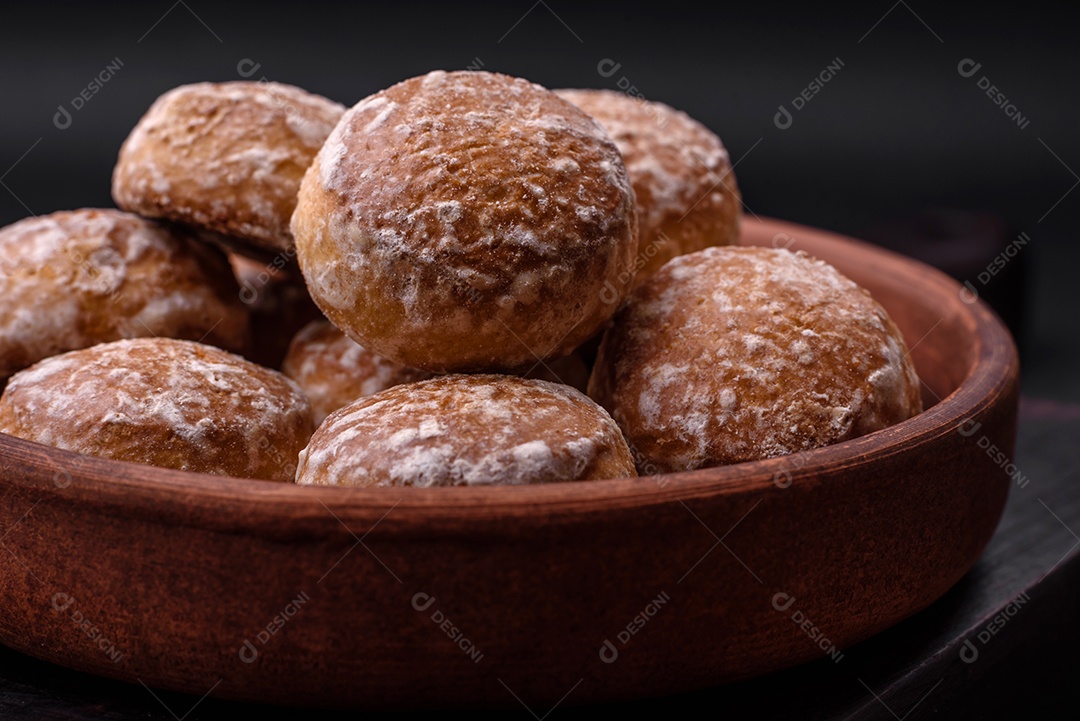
[0, 217, 1020, 708]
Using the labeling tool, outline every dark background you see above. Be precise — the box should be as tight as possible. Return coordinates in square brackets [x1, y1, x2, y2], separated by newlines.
[0, 2, 1077, 717]
[2, 1, 1075, 399]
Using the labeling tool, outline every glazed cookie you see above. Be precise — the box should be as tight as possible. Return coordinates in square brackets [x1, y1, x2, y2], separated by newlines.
[112, 81, 345, 255]
[296, 374, 636, 487]
[282, 319, 432, 426]
[283, 319, 593, 425]
[556, 89, 741, 283]
[291, 70, 638, 373]
[589, 247, 923, 473]
[0, 209, 249, 381]
[0, 338, 313, 481]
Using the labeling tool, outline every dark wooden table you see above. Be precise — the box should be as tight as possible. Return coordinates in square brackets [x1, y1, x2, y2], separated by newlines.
[2, 398, 1078, 720]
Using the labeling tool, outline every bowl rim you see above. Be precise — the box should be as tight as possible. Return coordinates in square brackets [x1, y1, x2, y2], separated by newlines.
[0, 216, 1020, 525]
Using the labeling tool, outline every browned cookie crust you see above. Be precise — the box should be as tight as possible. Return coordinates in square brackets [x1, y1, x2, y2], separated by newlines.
[113, 81, 344, 255]
[283, 319, 432, 426]
[296, 374, 636, 487]
[0, 338, 313, 481]
[557, 88, 741, 282]
[589, 247, 923, 473]
[291, 70, 638, 373]
[0, 209, 249, 380]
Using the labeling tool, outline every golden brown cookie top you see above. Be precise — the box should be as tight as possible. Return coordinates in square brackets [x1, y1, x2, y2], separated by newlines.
[0, 337, 313, 481]
[296, 374, 636, 487]
[282, 319, 432, 426]
[557, 89, 734, 237]
[112, 81, 344, 253]
[556, 88, 741, 279]
[0, 208, 249, 380]
[292, 70, 638, 370]
[589, 247, 923, 472]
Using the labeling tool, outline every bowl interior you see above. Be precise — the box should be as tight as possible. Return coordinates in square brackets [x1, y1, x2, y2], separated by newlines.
[0, 217, 1002, 512]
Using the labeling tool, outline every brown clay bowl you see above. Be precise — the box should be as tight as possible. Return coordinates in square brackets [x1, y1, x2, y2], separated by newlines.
[0, 217, 1019, 708]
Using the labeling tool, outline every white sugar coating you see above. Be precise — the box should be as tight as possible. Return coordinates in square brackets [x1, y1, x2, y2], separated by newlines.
[296, 374, 637, 487]
[591, 247, 923, 472]
[294, 70, 638, 372]
[0, 209, 249, 380]
[282, 319, 432, 425]
[112, 81, 345, 252]
[127, 292, 202, 331]
[556, 88, 734, 234]
[361, 99, 397, 132]
[0, 338, 312, 481]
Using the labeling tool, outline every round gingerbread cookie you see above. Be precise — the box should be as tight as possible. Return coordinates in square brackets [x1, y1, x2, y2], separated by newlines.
[284, 319, 593, 426]
[291, 70, 638, 373]
[557, 88, 741, 282]
[589, 247, 923, 473]
[282, 317, 591, 425]
[282, 319, 432, 426]
[0, 338, 313, 481]
[0, 209, 249, 381]
[296, 374, 636, 487]
[112, 81, 344, 255]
